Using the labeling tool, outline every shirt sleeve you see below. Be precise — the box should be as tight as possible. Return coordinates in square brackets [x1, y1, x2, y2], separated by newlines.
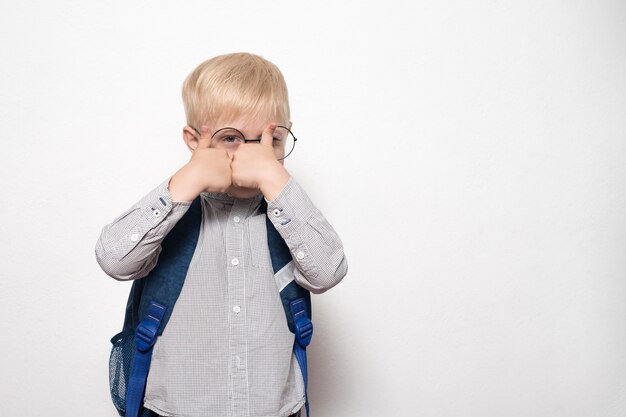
[266, 176, 348, 294]
[95, 175, 193, 281]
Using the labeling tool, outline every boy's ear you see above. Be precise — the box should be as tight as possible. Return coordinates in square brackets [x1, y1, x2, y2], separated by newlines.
[182, 126, 200, 152]
[287, 121, 292, 130]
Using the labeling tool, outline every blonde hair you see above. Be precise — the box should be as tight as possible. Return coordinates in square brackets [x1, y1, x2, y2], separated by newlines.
[182, 52, 290, 129]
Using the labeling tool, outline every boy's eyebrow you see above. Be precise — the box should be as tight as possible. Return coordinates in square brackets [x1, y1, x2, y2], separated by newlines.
[214, 123, 287, 138]
[222, 126, 267, 138]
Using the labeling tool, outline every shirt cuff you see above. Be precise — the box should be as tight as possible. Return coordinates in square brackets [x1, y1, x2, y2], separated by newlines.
[265, 176, 315, 238]
[106, 176, 192, 261]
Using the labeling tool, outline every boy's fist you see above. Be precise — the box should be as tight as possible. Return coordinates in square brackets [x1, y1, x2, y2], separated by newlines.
[231, 123, 280, 189]
[168, 126, 233, 202]
[231, 123, 290, 201]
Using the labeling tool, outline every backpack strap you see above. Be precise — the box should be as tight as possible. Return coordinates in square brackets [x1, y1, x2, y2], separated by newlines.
[124, 195, 203, 417]
[125, 301, 166, 417]
[262, 199, 313, 417]
[290, 297, 313, 417]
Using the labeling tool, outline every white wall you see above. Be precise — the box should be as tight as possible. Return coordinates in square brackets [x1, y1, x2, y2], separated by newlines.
[1, 1, 625, 416]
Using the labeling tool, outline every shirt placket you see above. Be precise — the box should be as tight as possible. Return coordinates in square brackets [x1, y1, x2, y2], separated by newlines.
[225, 198, 253, 417]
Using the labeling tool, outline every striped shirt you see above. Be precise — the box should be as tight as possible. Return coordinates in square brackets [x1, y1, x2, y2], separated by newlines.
[95, 175, 348, 417]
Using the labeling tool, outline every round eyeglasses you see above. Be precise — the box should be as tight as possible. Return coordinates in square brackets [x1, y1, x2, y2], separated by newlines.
[190, 125, 297, 160]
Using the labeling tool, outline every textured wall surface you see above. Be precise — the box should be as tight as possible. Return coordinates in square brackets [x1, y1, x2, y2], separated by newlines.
[1, 1, 624, 416]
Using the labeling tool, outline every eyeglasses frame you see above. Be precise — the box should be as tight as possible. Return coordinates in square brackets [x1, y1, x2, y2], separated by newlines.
[189, 125, 298, 160]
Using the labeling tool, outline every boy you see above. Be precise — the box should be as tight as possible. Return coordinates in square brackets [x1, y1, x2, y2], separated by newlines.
[95, 52, 348, 417]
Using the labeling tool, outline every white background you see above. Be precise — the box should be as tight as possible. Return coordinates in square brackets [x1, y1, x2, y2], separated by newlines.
[1, 1, 625, 416]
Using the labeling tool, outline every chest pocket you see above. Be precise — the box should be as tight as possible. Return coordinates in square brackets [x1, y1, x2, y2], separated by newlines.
[247, 214, 273, 269]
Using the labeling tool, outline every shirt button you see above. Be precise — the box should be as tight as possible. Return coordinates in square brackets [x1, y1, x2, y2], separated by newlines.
[272, 208, 282, 217]
[231, 258, 239, 266]
[233, 216, 241, 223]
[233, 305, 241, 313]
[130, 233, 139, 242]
[152, 209, 161, 217]
[296, 251, 305, 260]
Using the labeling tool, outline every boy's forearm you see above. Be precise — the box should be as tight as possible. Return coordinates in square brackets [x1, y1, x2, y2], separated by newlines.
[95, 176, 192, 281]
[266, 177, 348, 293]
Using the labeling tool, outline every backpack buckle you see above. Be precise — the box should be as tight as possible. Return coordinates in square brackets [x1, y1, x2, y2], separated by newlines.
[135, 302, 166, 352]
[290, 298, 313, 348]
[135, 322, 158, 352]
[294, 317, 313, 347]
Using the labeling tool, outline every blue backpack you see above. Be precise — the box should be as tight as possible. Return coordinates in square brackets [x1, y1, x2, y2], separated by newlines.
[108, 195, 313, 417]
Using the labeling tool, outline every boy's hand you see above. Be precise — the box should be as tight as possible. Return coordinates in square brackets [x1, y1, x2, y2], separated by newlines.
[168, 126, 233, 202]
[231, 123, 290, 200]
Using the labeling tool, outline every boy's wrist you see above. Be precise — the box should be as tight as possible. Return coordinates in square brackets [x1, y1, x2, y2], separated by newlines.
[259, 163, 290, 202]
[168, 169, 198, 203]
